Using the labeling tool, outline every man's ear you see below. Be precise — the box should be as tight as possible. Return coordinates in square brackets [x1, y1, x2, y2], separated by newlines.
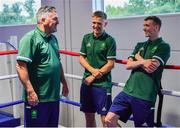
[42, 17, 46, 21]
[104, 21, 108, 27]
[155, 25, 160, 31]
[39, 17, 46, 24]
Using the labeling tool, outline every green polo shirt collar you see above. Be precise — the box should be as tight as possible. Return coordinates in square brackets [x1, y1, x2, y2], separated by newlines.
[93, 31, 106, 39]
[148, 37, 162, 44]
[36, 27, 52, 40]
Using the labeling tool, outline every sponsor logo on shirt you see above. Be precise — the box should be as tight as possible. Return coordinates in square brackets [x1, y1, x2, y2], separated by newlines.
[151, 46, 158, 54]
[139, 47, 144, 52]
[87, 42, 91, 47]
[101, 43, 105, 48]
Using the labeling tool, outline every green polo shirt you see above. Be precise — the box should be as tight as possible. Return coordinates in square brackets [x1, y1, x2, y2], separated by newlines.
[80, 32, 116, 89]
[123, 37, 170, 104]
[17, 27, 61, 102]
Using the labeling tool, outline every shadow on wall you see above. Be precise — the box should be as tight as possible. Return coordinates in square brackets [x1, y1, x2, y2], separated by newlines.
[166, 112, 180, 127]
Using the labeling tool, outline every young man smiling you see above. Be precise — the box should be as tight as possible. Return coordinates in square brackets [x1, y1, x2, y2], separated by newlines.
[79, 11, 116, 127]
[105, 16, 170, 127]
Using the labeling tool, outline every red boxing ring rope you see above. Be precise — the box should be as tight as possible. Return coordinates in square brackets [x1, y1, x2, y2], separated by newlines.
[0, 49, 180, 70]
[59, 50, 180, 70]
[0, 50, 18, 55]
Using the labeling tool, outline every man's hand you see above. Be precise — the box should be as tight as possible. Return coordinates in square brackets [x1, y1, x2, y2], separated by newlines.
[27, 90, 39, 106]
[62, 84, 69, 97]
[92, 69, 103, 79]
[83, 75, 96, 86]
[135, 52, 143, 61]
[142, 59, 160, 73]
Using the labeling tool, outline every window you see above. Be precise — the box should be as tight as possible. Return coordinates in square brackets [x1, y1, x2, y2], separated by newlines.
[101, 0, 180, 19]
[0, 0, 41, 26]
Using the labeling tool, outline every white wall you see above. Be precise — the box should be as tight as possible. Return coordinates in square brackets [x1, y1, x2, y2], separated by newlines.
[0, 0, 180, 127]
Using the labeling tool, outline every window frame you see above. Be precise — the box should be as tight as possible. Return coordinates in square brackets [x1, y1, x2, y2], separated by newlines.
[93, 0, 180, 20]
[0, 0, 41, 27]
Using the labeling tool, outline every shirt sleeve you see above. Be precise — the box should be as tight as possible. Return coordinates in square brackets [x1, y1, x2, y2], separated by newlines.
[152, 43, 170, 66]
[107, 37, 116, 59]
[52, 35, 60, 60]
[128, 43, 142, 60]
[16, 34, 36, 63]
[80, 35, 87, 56]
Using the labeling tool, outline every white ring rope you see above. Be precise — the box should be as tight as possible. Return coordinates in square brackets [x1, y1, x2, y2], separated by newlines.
[0, 73, 180, 97]
[0, 74, 18, 80]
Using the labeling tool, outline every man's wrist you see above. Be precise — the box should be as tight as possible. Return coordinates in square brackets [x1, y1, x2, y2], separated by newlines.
[91, 74, 96, 79]
[27, 88, 35, 95]
[140, 59, 145, 66]
[99, 70, 103, 77]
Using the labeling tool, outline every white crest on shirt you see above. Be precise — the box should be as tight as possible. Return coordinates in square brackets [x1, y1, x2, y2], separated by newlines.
[87, 42, 91, 47]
